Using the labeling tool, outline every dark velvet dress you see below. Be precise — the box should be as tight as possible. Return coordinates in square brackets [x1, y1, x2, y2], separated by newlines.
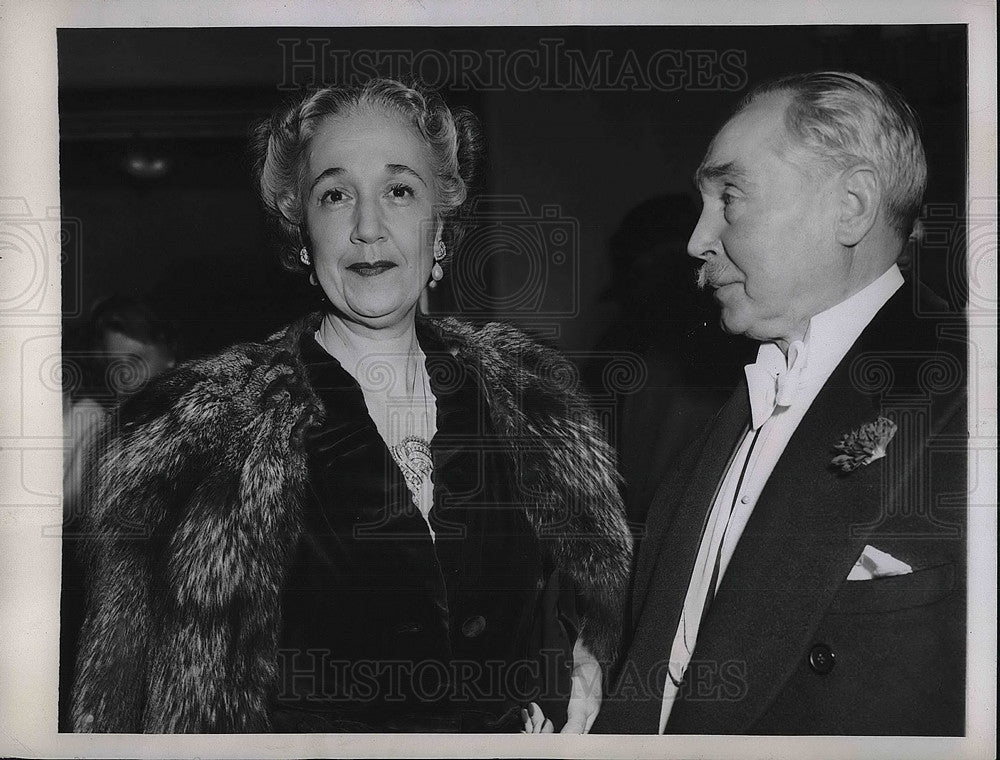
[273, 328, 573, 732]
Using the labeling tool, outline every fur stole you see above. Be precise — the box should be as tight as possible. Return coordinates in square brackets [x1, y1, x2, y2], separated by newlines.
[71, 313, 632, 732]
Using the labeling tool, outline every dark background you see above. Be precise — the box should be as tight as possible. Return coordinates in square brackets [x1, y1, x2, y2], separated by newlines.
[57, 26, 968, 360]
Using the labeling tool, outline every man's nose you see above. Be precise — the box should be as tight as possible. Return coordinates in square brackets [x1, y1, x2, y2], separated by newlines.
[686, 208, 719, 260]
[351, 196, 387, 245]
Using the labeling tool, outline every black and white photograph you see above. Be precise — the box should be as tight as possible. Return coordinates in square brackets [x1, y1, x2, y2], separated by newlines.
[0, 2, 995, 758]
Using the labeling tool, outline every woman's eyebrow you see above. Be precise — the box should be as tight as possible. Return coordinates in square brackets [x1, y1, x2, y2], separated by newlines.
[386, 163, 428, 187]
[309, 166, 345, 192]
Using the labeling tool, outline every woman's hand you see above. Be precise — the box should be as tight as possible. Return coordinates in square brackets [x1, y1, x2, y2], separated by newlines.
[563, 638, 602, 733]
[521, 701, 554, 733]
[521, 639, 603, 734]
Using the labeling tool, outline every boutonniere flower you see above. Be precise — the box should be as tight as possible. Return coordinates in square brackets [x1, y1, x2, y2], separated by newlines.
[830, 416, 897, 473]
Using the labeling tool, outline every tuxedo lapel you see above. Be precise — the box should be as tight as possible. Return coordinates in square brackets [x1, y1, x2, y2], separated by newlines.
[607, 388, 748, 733]
[665, 339, 884, 733]
[631, 387, 749, 628]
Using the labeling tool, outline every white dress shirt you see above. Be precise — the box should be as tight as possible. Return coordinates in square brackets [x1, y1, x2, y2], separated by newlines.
[659, 265, 904, 732]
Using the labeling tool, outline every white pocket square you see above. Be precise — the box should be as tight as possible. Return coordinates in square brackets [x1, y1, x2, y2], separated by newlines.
[846, 545, 913, 581]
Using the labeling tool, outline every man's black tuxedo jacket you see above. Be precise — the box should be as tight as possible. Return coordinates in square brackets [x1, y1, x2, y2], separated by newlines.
[594, 282, 967, 735]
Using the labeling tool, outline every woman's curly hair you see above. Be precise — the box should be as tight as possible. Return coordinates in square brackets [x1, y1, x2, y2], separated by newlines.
[251, 78, 483, 274]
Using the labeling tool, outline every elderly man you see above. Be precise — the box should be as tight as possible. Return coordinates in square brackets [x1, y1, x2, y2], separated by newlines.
[593, 72, 966, 735]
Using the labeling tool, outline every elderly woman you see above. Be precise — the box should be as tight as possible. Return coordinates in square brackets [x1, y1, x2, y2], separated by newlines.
[69, 79, 632, 734]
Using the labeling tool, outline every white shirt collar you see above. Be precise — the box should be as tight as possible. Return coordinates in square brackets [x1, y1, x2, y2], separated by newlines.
[745, 265, 904, 427]
[801, 263, 904, 388]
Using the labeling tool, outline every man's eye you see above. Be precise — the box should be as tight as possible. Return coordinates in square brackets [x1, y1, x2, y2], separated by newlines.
[320, 188, 346, 204]
[721, 191, 736, 206]
[388, 183, 415, 200]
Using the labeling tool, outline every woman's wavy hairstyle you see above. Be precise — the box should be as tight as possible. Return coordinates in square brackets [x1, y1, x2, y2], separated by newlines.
[251, 78, 483, 273]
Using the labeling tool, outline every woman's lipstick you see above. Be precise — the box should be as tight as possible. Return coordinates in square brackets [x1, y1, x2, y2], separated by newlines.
[347, 260, 397, 277]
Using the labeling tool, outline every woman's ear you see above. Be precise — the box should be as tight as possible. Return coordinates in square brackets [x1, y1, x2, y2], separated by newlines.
[835, 166, 880, 247]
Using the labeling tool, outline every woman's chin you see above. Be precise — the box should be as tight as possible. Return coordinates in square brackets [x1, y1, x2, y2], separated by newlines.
[337, 297, 418, 329]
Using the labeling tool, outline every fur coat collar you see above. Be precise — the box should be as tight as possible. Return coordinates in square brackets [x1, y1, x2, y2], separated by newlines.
[71, 313, 632, 732]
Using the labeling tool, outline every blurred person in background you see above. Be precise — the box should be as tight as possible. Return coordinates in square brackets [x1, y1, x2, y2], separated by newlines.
[60, 294, 177, 730]
[62, 294, 178, 519]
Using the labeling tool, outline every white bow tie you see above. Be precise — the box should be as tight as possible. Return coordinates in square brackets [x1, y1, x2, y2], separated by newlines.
[745, 340, 807, 430]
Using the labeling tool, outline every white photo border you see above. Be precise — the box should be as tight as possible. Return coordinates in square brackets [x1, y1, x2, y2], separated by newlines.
[0, 1, 995, 758]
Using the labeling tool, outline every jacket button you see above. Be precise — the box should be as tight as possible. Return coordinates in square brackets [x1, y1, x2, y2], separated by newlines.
[808, 643, 836, 674]
[461, 615, 487, 638]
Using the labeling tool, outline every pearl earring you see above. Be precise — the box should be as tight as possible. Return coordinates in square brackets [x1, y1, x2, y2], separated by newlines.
[300, 246, 319, 286]
[429, 239, 446, 288]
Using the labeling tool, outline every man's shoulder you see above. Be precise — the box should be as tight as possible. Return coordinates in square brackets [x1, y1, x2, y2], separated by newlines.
[853, 278, 966, 403]
[861, 277, 961, 348]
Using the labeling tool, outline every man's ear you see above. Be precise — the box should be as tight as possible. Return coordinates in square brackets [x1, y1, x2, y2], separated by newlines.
[835, 166, 880, 247]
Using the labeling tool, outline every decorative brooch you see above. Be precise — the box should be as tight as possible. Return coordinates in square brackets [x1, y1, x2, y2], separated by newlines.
[830, 416, 898, 473]
[390, 435, 434, 498]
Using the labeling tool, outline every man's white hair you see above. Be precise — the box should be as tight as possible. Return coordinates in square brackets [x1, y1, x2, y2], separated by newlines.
[741, 71, 927, 239]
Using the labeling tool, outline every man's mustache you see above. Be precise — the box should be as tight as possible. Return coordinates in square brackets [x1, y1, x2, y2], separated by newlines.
[695, 260, 731, 291]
